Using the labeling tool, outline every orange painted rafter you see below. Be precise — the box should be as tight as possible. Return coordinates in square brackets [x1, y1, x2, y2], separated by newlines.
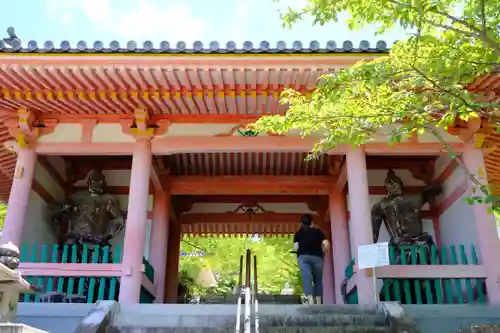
[1, 86, 312, 99]
[168, 175, 334, 195]
[179, 212, 323, 225]
[34, 114, 270, 124]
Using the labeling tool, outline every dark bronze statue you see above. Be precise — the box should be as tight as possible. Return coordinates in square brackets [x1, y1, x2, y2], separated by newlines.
[371, 170, 442, 246]
[46, 169, 125, 303]
[341, 170, 443, 305]
[51, 169, 125, 247]
[371, 170, 442, 304]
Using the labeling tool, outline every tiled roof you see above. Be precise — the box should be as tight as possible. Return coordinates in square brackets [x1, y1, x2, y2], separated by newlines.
[0, 39, 390, 54]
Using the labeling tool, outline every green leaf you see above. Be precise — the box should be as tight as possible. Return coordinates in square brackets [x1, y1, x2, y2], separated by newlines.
[252, 0, 500, 213]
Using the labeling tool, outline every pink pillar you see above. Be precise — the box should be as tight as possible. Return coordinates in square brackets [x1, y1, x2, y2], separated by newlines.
[462, 146, 500, 304]
[346, 149, 374, 304]
[329, 189, 351, 304]
[149, 190, 170, 303]
[322, 247, 335, 304]
[119, 140, 152, 304]
[2, 147, 37, 247]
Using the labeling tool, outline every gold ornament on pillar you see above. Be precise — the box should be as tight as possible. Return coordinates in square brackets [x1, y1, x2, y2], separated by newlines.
[14, 167, 23, 179]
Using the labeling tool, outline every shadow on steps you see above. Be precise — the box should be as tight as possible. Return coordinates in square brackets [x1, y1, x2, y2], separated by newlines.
[112, 304, 392, 333]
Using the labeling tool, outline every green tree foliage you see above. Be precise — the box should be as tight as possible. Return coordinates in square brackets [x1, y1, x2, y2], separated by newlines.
[251, 0, 500, 204]
[179, 235, 303, 295]
[0, 203, 6, 229]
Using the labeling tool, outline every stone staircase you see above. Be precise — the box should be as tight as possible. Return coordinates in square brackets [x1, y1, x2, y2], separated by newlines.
[201, 294, 302, 305]
[110, 304, 392, 333]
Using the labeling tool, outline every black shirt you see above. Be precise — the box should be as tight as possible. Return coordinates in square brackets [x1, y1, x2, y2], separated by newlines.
[293, 226, 326, 258]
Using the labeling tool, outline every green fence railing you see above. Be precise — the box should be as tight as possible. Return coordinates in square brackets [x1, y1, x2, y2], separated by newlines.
[19, 243, 155, 303]
[344, 244, 486, 305]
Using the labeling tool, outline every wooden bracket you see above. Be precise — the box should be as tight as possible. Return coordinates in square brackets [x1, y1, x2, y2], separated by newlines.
[4, 108, 58, 150]
[120, 109, 170, 141]
[132, 109, 152, 135]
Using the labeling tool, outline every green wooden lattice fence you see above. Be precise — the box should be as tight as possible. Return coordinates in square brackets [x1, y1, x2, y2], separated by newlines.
[19, 243, 155, 303]
[344, 244, 486, 305]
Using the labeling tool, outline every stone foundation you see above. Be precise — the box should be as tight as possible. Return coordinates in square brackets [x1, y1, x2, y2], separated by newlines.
[0, 323, 47, 333]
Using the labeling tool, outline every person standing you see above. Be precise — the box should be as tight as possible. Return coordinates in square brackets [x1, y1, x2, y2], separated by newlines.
[293, 214, 330, 305]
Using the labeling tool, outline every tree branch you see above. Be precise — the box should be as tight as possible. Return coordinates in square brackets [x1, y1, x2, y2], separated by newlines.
[479, 0, 487, 38]
[410, 65, 475, 109]
[387, 0, 500, 56]
[427, 21, 479, 38]
[422, 125, 492, 200]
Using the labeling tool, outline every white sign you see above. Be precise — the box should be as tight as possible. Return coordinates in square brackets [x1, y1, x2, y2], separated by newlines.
[357, 242, 390, 270]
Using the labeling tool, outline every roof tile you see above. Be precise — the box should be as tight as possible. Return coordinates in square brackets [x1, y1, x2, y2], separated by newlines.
[0, 40, 391, 54]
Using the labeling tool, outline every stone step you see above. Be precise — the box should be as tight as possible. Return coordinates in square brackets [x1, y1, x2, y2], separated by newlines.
[263, 313, 388, 327]
[262, 327, 390, 333]
[112, 304, 390, 332]
[0, 324, 48, 333]
[113, 313, 387, 329]
[116, 327, 390, 333]
[201, 295, 302, 305]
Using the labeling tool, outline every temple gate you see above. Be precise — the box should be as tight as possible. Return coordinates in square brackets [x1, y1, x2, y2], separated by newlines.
[0, 40, 498, 305]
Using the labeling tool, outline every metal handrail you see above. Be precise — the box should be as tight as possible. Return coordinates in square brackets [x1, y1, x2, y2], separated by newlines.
[235, 254, 244, 333]
[244, 249, 251, 333]
[235, 249, 260, 333]
[253, 254, 259, 333]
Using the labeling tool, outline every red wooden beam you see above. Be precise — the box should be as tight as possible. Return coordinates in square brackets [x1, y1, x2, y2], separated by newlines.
[366, 158, 434, 170]
[33, 139, 466, 156]
[177, 195, 322, 204]
[179, 212, 322, 225]
[168, 175, 335, 195]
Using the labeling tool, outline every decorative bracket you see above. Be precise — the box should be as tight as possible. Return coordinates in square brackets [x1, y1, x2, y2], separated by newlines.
[4, 108, 58, 150]
[120, 109, 170, 141]
[233, 204, 266, 216]
[214, 118, 265, 137]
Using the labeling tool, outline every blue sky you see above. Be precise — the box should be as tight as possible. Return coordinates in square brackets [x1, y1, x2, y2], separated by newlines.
[5, 0, 407, 48]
